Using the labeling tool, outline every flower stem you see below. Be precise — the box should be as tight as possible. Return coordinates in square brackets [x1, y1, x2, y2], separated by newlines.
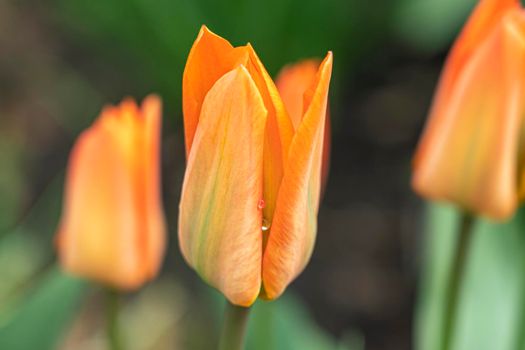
[106, 289, 123, 350]
[514, 237, 525, 350]
[442, 212, 474, 350]
[218, 301, 251, 350]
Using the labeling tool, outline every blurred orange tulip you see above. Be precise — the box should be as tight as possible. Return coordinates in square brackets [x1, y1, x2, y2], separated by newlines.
[275, 59, 331, 196]
[412, 0, 525, 220]
[56, 95, 166, 290]
[179, 26, 332, 306]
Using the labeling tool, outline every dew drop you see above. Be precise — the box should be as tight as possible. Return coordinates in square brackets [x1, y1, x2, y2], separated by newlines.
[257, 199, 266, 210]
[262, 218, 271, 231]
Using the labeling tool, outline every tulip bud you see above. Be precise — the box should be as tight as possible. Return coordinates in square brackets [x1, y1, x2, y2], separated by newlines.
[412, 0, 525, 220]
[179, 26, 333, 306]
[56, 95, 166, 290]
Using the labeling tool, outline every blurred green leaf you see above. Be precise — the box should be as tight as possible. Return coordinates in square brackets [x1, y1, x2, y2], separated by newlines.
[0, 173, 67, 312]
[0, 233, 47, 307]
[15, 174, 65, 242]
[203, 286, 359, 350]
[417, 204, 525, 350]
[247, 296, 360, 350]
[0, 268, 87, 350]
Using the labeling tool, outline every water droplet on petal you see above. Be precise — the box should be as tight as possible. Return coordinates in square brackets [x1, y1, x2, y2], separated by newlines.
[262, 218, 271, 231]
[258, 199, 266, 210]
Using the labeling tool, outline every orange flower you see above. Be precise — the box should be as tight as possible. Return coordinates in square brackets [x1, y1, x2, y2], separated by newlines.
[56, 95, 166, 290]
[412, 0, 525, 220]
[178, 26, 332, 306]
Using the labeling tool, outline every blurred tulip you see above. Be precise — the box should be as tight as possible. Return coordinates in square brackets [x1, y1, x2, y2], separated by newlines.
[275, 60, 331, 196]
[56, 95, 166, 290]
[179, 26, 332, 306]
[412, 0, 525, 220]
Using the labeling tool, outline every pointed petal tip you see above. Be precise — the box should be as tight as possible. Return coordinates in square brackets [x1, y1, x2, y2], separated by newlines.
[119, 97, 139, 110]
[321, 51, 333, 70]
[142, 93, 162, 109]
[195, 25, 223, 44]
[199, 24, 211, 34]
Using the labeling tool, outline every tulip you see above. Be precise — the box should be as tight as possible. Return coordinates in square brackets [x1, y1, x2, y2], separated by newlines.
[56, 95, 166, 290]
[179, 26, 332, 306]
[412, 0, 525, 220]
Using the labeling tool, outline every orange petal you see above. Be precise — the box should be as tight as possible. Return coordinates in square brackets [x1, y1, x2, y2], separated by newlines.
[178, 66, 267, 306]
[182, 25, 250, 156]
[140, 96, 167, 279]
[412, 9, 525, 220]
[262, 52, 333, 299]
[440, 0, 519, 95]
[275, 59, 321, 129]
[244, 45, 295, 229]
[275, 59, 332, 196]
[417, 0, 520, 163]
[56, 95, 166, 290]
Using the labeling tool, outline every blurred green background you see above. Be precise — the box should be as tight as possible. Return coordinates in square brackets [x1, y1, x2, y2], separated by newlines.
[6, 0, 519, 349]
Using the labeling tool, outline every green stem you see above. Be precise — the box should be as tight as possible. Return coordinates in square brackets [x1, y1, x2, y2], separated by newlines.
[441, 212, 474, 350]
[514, 242, 525, 350]
[218, 301, 251, 350]
[106, 289, 123, 350]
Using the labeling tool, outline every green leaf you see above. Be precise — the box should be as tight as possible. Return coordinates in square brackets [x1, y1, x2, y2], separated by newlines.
[246, 295, 360, 350]
[203, 286, 360, 350]
[0, 268, 88, 350]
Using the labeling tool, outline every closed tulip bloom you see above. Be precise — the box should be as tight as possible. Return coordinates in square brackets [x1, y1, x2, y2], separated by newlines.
[412, 0, 525, 220]
[179, 26, 332, 306]
[56, 95, 166, 290]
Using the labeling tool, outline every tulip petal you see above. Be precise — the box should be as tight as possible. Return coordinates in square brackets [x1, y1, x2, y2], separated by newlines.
[99, 97, 166, 282]
[183, 25, 250, 156]
[275, 59, 322, 129]
[140, 95, 167, 279]
[262, 52, 333, 299]
[178, 66, 267, 306]
[412, 9, 525, 220]
[275, 59, 331, 196]
[244, 45, 295, 229]
[420, 0, 519, 151]
[441, 0, 518, 93]
[506, 10, 525, 198]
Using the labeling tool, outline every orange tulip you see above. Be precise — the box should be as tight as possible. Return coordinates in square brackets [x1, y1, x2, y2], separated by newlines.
[412, 0, 525, 220]
[179, 26, 332, 306]
[56, 95, 166, 290]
